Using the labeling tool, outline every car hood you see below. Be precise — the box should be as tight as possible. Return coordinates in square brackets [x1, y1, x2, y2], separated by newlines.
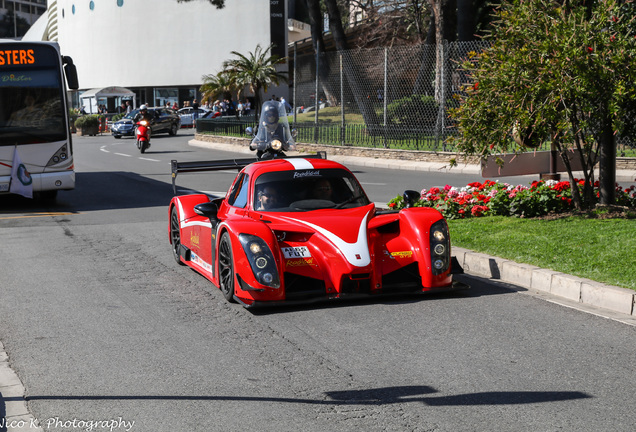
[263, 204, 375, 267]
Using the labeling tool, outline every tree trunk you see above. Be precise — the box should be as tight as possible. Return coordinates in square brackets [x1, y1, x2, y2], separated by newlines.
[322, 0, 381, 129]
[428, 0, 445, 103]
[457, 0, 475, 41]
[598, 110, 616, 205]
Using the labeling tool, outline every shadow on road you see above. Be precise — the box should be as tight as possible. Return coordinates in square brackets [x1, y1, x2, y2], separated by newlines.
[0, 171, 176, 213]
[0, 385, 590, 407]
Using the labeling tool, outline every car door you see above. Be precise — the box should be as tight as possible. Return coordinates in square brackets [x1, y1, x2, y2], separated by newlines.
[154, 108, 170, 133]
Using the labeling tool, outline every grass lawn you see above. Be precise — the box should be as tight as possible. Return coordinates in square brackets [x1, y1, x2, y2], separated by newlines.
[447, 215, 636, 291]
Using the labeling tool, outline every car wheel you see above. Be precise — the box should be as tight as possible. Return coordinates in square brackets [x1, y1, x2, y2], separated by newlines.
[170, 207, 185, 265]
[169, 122, 178, 136]
[218, 231, 236, 302]
[114, 135, 121, 139]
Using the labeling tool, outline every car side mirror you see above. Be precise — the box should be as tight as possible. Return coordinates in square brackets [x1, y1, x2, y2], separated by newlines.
[194, 202, 218, 220]
[403, 190, 421, 208]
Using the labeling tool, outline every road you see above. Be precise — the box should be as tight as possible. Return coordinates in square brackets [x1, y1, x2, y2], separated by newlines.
[1, 131, 635, 432]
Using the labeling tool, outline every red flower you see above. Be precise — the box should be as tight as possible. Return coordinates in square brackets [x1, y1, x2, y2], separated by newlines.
[587, 46, 594, 53]
[473, 82, 479, 90]
[388, 202, 396, 208]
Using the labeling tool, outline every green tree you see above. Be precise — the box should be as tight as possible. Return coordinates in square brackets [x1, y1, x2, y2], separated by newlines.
[221, 44, 288, 117]
[450, 0, 636, 209]
[199, 71, 238, 105]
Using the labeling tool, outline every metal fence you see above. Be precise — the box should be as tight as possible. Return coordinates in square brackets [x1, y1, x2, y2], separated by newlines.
[197, 40, 635, 155]
[197, 41, 487, 151]
[288, 40, 487, 151]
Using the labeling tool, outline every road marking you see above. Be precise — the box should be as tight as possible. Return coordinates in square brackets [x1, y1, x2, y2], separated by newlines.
[139, 157, 160, 162]
[114, 153, 132, 157]
[100, 146, 110, 153]
[0, 212, 80, 220]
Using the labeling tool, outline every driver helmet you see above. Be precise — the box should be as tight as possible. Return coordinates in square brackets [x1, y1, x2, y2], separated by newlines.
[140, 104, 148, 112]
[261, 101, 279, 126]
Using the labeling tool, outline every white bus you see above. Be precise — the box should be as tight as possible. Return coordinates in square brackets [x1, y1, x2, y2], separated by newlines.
[0, 40, 79, 200]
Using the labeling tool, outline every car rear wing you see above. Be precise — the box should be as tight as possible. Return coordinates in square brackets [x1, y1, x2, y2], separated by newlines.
[171, 152, 327, 195]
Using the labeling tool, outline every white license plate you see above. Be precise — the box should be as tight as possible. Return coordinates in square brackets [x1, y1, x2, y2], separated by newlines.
[282, 246, 311, 259]
[0, 183, 9, 192]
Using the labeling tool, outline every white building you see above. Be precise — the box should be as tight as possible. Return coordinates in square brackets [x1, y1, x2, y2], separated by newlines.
[23, 0, 309, 111]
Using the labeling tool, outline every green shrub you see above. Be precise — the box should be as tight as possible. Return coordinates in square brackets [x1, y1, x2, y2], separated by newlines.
[387, 94, 438, 125]
[74, 114, 102, 129]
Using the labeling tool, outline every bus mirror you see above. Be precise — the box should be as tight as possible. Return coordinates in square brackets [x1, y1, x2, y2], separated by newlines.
[63, 56, 79, 90]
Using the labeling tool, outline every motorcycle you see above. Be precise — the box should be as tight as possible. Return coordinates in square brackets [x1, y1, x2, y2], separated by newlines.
[135, 120, 151, 154]
[246, 100, 296, 160]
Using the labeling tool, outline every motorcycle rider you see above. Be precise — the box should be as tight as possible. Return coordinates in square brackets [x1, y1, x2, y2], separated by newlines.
[134, 104, 154, 123]
[134, 104, 154, 146]
[249, 100, 295, 158]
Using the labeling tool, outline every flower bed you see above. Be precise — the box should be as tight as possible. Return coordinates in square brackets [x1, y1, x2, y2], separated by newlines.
[387, 179, 636, 219]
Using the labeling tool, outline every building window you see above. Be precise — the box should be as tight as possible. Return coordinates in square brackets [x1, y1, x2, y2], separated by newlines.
[89, 1, 94, 11]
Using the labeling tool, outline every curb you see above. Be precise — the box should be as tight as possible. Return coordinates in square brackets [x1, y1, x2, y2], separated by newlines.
[189, 138, 636, 181]
[0, 342, 43, 431]
[453, 247, 636, 320]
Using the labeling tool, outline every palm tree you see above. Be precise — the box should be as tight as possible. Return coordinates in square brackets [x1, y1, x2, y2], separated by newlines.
[199, 71, 237, 104]
[222, 44, 287, 118]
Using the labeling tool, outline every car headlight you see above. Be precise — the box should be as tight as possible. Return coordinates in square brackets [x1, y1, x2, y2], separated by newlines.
[270, 139, 282, 151]
[430, 220, 450, 275]
[239, 234, 280, 288]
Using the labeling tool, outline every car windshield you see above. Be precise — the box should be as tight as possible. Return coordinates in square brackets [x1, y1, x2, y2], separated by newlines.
[124, 109, 139, 119]
[253, 168, 370, 212]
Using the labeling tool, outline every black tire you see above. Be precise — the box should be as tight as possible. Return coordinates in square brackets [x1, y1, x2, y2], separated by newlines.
[140, 141, 148, 154]
[169, 122, 178, 136]
[170, 207, 185, 265]
[114, 135, 122, 139]
[218, 232, 236, 302]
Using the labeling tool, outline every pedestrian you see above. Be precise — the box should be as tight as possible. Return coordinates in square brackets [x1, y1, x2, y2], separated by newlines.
[192, 99, 199, 121]
[126, 101, 132, 113]
[172, 102, 178, 110]
[116, 101, 126, 114]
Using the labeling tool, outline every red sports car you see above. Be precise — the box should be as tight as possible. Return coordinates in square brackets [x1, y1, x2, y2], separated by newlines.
[169, 154, 467, 308]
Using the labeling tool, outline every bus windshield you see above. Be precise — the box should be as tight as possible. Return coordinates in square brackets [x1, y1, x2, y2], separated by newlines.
[0, 67, 67, 145]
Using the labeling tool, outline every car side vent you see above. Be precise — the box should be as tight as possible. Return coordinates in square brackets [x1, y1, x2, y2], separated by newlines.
[376, 220, 400, 234]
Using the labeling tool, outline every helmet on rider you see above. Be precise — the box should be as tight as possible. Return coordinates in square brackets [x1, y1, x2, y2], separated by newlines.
[140, 104, 148, 112]
[261, 101, 279, 126]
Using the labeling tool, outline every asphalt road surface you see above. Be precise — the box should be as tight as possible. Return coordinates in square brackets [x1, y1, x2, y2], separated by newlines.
[1, 131, 635, 432]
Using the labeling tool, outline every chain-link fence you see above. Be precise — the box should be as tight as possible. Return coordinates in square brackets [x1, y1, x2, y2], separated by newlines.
[289, 41, 488, 151]
[197, 40, 635, 155]
[197, 41, 488, 151]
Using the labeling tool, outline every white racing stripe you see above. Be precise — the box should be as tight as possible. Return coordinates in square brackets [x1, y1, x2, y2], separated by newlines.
[286, 158, 315, 170]
[280, 211, 372, 267]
